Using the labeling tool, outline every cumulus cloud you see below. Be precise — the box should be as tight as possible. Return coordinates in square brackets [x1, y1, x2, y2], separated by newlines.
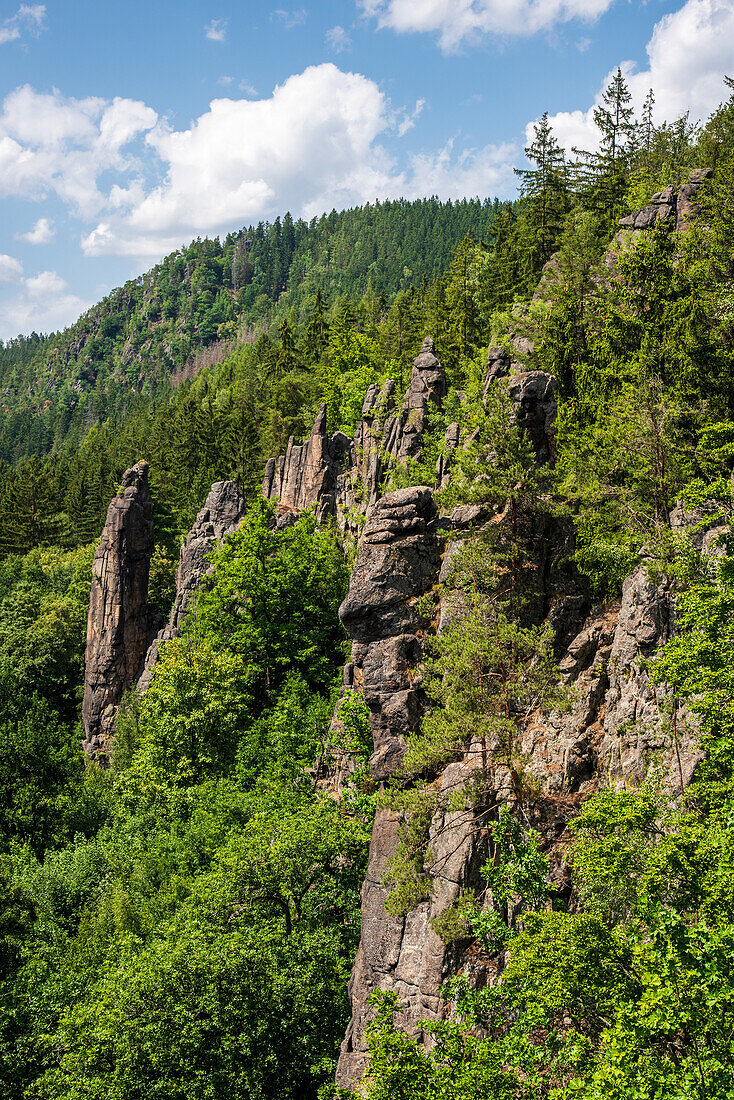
[538, 0, 734, 153]
[0, 253, 23, 282]
[0, 85, 157, 217]
[82, 64, 401, 256]
[326, 25, 353, 52]
[0, 63, 515, 270]
[205, 18, 227, 42]
[0, 267, 90, 339]
[72, 64, 518, 258]
[18, 215, 55, 243]
[359, 0, 615, 50]
[0, 4, 45, 46]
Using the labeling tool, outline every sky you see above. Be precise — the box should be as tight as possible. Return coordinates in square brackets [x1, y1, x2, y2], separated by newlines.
[0, 0, 733, 341]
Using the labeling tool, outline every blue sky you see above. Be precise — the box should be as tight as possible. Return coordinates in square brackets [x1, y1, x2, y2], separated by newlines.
[1, 0, 733, 340]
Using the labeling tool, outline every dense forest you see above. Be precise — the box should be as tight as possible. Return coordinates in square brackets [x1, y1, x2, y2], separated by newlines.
[1, 70, 734, 1098]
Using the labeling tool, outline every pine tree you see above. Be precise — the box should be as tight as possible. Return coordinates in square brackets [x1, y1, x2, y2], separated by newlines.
[303, 288, 329, 364]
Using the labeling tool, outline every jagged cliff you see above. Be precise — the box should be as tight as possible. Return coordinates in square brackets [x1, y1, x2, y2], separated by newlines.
[263, 337, 452, 526]
[332, 474, 706, 1089]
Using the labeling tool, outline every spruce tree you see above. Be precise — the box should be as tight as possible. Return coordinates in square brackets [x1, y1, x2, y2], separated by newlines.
[515, 112, 569, 270]
[573, 67, 636, 223]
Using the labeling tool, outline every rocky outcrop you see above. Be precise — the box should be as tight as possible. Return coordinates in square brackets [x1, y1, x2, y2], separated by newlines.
[617, 167, 712, 235]
[261, 406, 352, 524]
[138, 479, 246, 691]
[339, 486, 443, 779]
[507, 370, 557, 464]
[263, 337, 446, 526]
[335, 491, 588, 1088]
[336, 487, 472, 1087]
[335, 490, 705, 1088]
[82, 461, 154, 759]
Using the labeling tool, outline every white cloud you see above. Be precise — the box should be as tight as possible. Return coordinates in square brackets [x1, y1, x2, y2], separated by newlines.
[205, 18, 227, 42]
[0, 64, 513, 272]
[0, 4, 45, 46]
[360, 0, 615, 50]
[218, 75, 234, 85]
[326, 25, 353, 52]
[404, 138, 517, 199]
[82, 64, 401, 256]
[272, 8, 307, 29]
[0, 85, 158, 217]
[539, 0, 734, 154]
[0, 253, 23, 282]
[18, 215, 55, 243]
[396, 97, 426, 137]
[0, 268, 89, 339]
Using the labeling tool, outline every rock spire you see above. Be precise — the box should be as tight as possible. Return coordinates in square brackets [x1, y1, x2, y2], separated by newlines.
[81, 461, 154, 760]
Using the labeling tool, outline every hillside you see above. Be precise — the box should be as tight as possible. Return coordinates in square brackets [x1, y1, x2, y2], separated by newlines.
[0, 196, 503, 465]
[1, 72, 734, 1100]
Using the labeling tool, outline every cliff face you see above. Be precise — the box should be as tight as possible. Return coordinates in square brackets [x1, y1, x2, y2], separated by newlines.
[82, 461, 154, 760]
[83, 474, 246, 758]
[334, 495, 704, 1088]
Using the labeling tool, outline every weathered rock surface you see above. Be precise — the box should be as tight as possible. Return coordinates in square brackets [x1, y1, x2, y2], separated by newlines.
[262, 406, 352, 524]
[340, 487, 443, 778]
[507, 370, 557, 464]
[337, 487, 479, 1086]
[335, 490, 589, 1088]
[82, 461, 154, 759]
[617, 167, 712, 235]
[263, 337, 446, 526]
[138, 479, 246, 691]
[336, 495, 704, 1089]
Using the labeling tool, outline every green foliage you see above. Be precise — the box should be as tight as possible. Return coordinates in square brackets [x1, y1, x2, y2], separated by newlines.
[196, 501, 348, 705]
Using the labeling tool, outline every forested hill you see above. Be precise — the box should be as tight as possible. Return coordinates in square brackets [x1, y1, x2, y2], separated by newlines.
[0, 196, 502, 441]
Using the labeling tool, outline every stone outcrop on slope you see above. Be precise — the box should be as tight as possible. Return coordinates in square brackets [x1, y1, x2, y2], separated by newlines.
[335, 491, 589, 1088]
[618, 168, 712, 234]
[82, 461, 154, 759]
[138, 479, 246, 691]
[262, 337, 447, 525]
[482, 346, 558, 466]
[534, 168, 713, 305]
[336, 488, 477, 1087]
[261, 406, 352, 524]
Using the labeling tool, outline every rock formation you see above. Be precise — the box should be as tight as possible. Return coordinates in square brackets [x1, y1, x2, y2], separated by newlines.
[334, 490, 703, 1089]
[618, 168, 712, 234]
[82, 461, 154, 759]
[138, 479, 246, 691]
[263, 337, 447, 525]
[261, 407, 352, 524]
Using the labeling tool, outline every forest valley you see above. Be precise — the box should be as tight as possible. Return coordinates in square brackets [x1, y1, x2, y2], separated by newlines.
[0, 70, 734, 1099]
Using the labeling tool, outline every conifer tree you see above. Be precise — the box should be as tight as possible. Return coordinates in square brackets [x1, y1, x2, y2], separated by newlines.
[303, 288, 329, 364]
[515, 112, 569, 269]
[574, 67, 636, 223]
